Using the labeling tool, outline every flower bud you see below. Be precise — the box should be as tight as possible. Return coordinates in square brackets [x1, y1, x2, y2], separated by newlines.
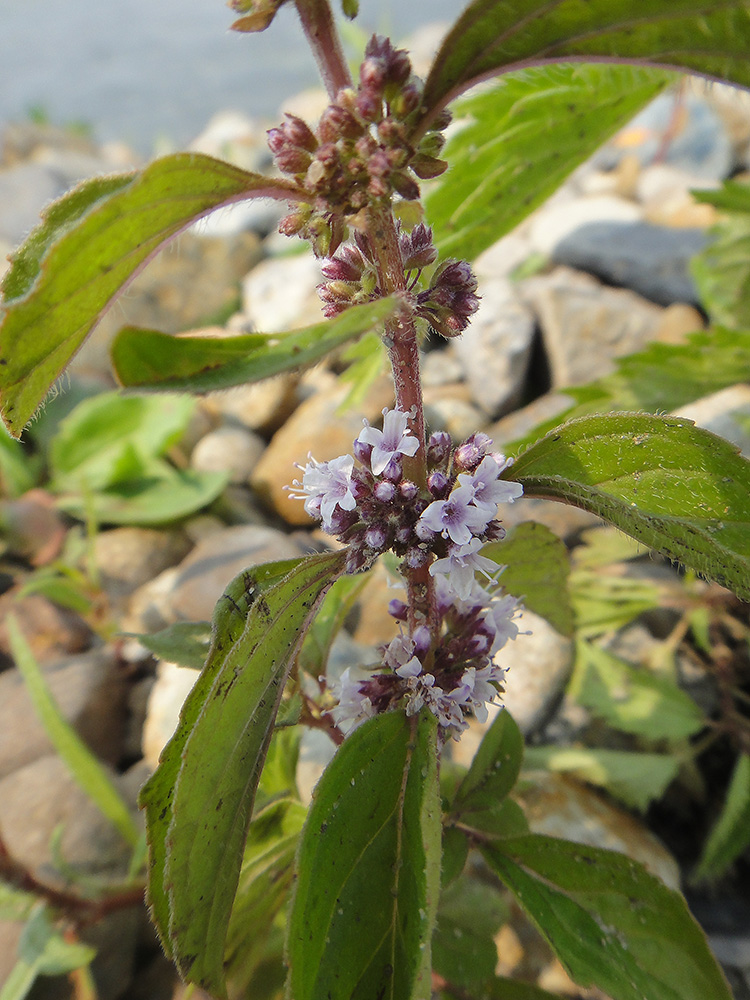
[453, 432, 493, 472]
[427, 430, 451, 468]
[318, 104, 362, 144]
[412, 625, 432, 658]
[427, 471, 450, 497]
[353, 438, 373, 466]
[400, 223, 437, 271]
[399, 480, 418, 501]
[374, 480, 396, 502]
[388, 598, 408, 621]
[275, 146, 312, 174]
[405, 546, 430, 569]
[391, 171, 421, 202]
[365, 525, 389, 551]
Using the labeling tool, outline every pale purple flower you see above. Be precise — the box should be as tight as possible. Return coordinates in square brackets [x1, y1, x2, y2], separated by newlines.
[481, 593, 521, 654]
[457, 456, 523, 512]
[330, 667, 375, 730]
[419, 485, 491, 545]
[446, 664, 505, 724]
[357, 407, 419, 476]
[395, 656, 423, 679]
[429, 537, 499, 599]
[384, 634, 416, 672]
[288, 453, 356, 530]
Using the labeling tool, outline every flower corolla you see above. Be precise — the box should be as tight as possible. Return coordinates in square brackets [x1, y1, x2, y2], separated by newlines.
[357, 407, 419, 475]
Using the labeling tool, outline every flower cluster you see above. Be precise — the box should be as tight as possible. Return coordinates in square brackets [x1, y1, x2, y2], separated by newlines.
[271, 36, 451, 256]
[288, 410, 523, 738]
[317, 223, 480, 339]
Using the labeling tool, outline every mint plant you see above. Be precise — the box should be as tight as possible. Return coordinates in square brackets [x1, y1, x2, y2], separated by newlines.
[3, 2, 750, 998]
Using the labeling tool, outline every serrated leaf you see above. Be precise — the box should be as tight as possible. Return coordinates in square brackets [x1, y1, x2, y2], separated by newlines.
[111, 297, 395, 393]
[482, 834, 733, 1000]
[0, 154, 303, 436]
[692, 180, 750, 327]
[7, 615, 139, 846]
[432, 874, 508, 989]
[483, 522, 573, 637]
[421, 1, 750, 123]
[523, 746, 678, 811]
[570, 639, 705, 742]
[509, 412, 750, 601]
[127, 622, 212, 670]
[428, 64, 669, 261]
[286, 710, 441, 1000]
[138, 551, 342, 996]
[693, 752, 750, 881]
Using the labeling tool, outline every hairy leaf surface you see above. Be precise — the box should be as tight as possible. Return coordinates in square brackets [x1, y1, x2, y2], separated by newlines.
[422, 1, 750, 125]
[287, 710, 441, 1000]
[0, 154, 303, 436]
[509, 412, 750, 600]
[483, 835, 733, 1000]
[138, 552, 343, 995]
[428, 64, 669, 261]
[111, 298, 396, 393]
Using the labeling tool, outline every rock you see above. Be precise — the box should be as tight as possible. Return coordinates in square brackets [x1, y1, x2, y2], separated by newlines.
[166, 524, 311, 621]
[190, 425, 265, 483]
[93, 527, 192, 603]
[1, 120, 100, 168]
[206, 374, 299, 436]
[188, 110, 271, 174]
[474, 232, 535, 283]
[420, 347, 464, 388]
[501, 497, 602, 544]
[250, 372, 393, 524]
[0, 646, 128, 780]
[142, 661, 199, 768]
[0, 162, 67, 245]
[0, 489, 67, 566]
[653, 302, 704, 343]
[123, 567, 181, 635]
[675, 384, 750, 458]
[520, 267, 667, 387]
[636, 162, 721, 205]
[515, 771, 681, 890]
[242, 251, 323, 332]
[349, 560, 405, 648]
[422, 390, 488, 443]
[552, 220, 707, 306]
[487, 392, 574, 450]
[529, 194, 641, 256]
[602, 91, 732, 181]
[0, 591, 92, 665]
[0, 754, 133, 884]
[449, 277, 536, 416]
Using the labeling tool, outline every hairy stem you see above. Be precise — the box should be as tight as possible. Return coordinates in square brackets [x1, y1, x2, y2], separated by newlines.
[294, 0, 352, 98]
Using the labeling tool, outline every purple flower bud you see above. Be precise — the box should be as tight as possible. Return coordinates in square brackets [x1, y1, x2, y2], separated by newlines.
[392, 83, 421, 118]
[405, 546, 430, 569]
[282, 113, 318, 151]
[353, 437, 373, 466]
[274, 146, 312, 174]
[346, 546, 368, 574]
[399, 480, 418, 501]
[321, 254, 362, 283]
[388, 598, 408, 621]
[415, 519, 436, 542]
[400, 224, 438, 271]
[427, 430, 452, 468]
[365, 525, 388, 550]
[432, 109, 453, 132]
[428, 471, 450, 497]
[318, 104, 362, 144]
[453, 432, 493, 472]
[381, 457, 403, 482]
[412, 625, 432, 658]
[360, 57, 387, 94]
[395, 524, 413, 545]
[374, 480, 396, 502]
[356, 89, 382, 122]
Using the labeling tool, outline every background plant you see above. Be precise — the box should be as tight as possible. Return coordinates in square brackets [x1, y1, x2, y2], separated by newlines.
[3, 2, 750, 999]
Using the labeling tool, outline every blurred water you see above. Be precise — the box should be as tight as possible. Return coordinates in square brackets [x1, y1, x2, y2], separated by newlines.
[0, 0, 463, 153]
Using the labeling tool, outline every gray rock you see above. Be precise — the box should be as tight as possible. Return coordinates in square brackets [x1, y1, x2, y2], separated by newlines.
[93, 527, 192, 603]
[242, 252, 323, 332]
[529, 193, 641, 256]
[167, 524, 311, 621]
[450, 277, 536, 417]
[190, 425, 266, 483]
[520, 266, 665, 387]
[0, 647, 127, 780]
[423, 391, 488, 443]
[206, 374, 299, 436]
[0, 163, 65, 244]
[676, 385, 750, 459]
[552, 220, 707, 306]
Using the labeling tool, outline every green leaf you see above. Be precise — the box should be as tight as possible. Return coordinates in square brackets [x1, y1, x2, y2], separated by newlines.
[297, 571, 370, 677]
[7, 615, 139, 846]
[432, 874, 508, 989]
[422, 1, 750, 122]
[570, 569, 660, 640]
[127, 622, 212, 670]
[509, 412, 750, 601]
[453, 710, 524, 814]
[0, 905, 96, 1000]
[225, 797, 306, 995]
[428, 64, 669, 261]
[49, 391, 195, 493]
[482, 834, 733, 1000]
[0, 434, 38, 497]
[0, 154, 303, 436]
[337, 330, 387, 411]
[286, 710, 441, 1000]
[523, 746, 679, 811]
[0, 883, 36, 922]
[692, 180, 750, 327]
[570, 640, 705, 742]
[483, 522, 573, 637]
[441, 826, 469, 886]
[110, 297, 396, 393]
[693, 753, 750, 881]
[138, 551, 343, 996]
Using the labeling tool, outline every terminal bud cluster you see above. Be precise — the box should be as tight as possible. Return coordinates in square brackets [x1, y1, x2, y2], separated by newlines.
[288, 410, 523, 738]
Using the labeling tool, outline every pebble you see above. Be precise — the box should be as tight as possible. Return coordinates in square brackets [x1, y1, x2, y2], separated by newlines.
[449, 277, 536, 417]
[552, 219, 707, 306]
[142, 661, 199, 769]
[190, 425, 266, 483]
[0, 646, 128, 781]
[0, 591, 92, 664]
[93, 526, 192, 603]
[206, 373, 299, 436]
[675, 384, 750, 458]
[529, 194, 642, 256]
[242, 251, 324, 332]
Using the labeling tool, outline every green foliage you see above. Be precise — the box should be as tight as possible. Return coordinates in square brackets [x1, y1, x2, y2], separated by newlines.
[138, 552, 343, 996]
[510, 412, 750, 601]
[432, 873, 509, 989]
[693, 753, 750, 882]
[47, 390, 226, 524]
[287, 710, 441, 1000]
[692, 179, 750, 328]
[127, 622, 212, 670]
[0, 906, 96, 1000]
[428, 64, 669, 262]
[0, 154, 301, 436]
[482, 835, 733, 1000]
[421, 0, 750, 119]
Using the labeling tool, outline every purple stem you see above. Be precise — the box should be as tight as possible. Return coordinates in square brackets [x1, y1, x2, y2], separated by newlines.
[293, 0, 352, 99]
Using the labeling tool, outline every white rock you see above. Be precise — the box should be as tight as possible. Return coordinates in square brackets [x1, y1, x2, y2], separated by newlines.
[191, 425, 265, 483]
[242, 252, 323, 331]
[142, 661, 199, 769]
[675, 384, 750, 458]
[529, 194, 641, 255]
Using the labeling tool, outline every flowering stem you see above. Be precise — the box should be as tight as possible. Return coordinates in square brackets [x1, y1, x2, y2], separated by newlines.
[293, 0, 352, 99]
